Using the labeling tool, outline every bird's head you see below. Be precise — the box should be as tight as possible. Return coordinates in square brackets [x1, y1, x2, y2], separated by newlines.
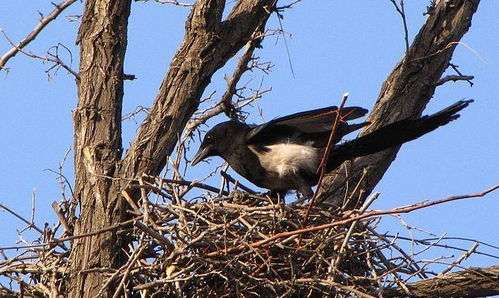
[191, 121, 249, 166]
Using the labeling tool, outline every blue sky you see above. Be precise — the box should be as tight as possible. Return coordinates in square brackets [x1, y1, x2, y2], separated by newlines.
[1, 1, 498, 271]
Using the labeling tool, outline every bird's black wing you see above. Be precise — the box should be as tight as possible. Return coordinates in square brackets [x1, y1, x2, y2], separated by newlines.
[246, 106, 368, 146]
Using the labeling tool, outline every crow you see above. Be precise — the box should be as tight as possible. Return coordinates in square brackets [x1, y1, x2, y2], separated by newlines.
[191, 100, 472, 198]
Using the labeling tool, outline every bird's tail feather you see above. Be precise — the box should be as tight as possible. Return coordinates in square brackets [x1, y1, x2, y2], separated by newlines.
[326, 100, 473, 171]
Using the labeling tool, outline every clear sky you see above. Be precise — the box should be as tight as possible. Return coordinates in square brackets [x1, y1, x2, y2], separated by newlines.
[1, 1, 498, 271]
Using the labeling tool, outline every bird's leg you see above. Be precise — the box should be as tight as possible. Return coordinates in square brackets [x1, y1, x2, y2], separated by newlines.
[266, 190, 287, 204]
[292, 178, 314, 199]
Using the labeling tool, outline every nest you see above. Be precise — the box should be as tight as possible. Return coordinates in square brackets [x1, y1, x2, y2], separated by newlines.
[140, 193, 377, 297]
[116, 176, 432, 297]
[1, 175, 494, 298]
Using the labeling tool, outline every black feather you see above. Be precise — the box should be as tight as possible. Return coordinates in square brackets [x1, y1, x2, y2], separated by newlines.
[246, 106, 368, 146]
[327, 100, 473, 171]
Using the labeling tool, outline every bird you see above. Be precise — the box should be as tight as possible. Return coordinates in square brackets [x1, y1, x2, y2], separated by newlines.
[191, 100, 473, 198]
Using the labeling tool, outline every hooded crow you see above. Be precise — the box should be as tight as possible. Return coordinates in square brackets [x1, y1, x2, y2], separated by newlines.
[191, 100, 472, 197]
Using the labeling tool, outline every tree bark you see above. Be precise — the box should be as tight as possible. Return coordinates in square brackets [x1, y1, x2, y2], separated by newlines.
[70, 0, 276, 297]
[381, 265, 499, 297]
[70, 0, 131, 296]
[317, 0, 480, 209]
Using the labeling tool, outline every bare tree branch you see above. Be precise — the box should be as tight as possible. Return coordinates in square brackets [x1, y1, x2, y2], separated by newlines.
[318, 0, 481, 207]
[0, 0, 77, 71]
[449, 62, 474, 86]
[153, 0, 193, 7]
[389, 0, 410, 52]
[0, 32, 78, 77]
[436, 74, 475, 86]
[181, 35, 266, 144]
[381, 265, 499, 297]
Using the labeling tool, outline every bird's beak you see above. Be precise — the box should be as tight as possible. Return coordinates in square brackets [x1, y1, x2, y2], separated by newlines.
[191, 146, 210, 166]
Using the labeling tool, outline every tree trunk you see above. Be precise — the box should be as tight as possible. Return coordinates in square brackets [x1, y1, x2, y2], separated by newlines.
[70, 0, 131, 296]
[381, 265, 499, 297]
[317, 0, 480, 209]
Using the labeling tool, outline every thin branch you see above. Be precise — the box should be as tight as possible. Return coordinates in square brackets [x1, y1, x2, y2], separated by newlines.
[435, 74, 474, 86]
[153, 0, 193, 7]
[276, 0, 302, 10]
[122, 105, 150, 122]
[274, 10, 295, 78]
[0, 218, 138, 250]
[220, 171, 257, 194]
[0, 204, 44, 235]
[378, 234, 499, 260]
[220, 40, 260, 119]
[449, 62, 474, 87]
[389, 0, 409, 52]
[0, 0, 77, 71]
[332, 192, 379, 270]
[182, 36, 265, 143]
[439, 242, 479, 275]
[155, 177, 231, 195]
[303, 92, 349, 223]
[0, 32, 78, 77]
[134, 221, 174, 250]
[43, 168, 75, 200]
[51, 203, 71, 238]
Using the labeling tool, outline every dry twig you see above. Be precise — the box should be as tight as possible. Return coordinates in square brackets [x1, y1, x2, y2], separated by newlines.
[0, 0, 78, 72]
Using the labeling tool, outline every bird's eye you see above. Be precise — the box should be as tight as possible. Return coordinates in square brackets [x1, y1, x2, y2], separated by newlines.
[205, 135, 213, 143]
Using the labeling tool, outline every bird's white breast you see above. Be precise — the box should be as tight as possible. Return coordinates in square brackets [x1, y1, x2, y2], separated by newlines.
[251, 143, 319, 177]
